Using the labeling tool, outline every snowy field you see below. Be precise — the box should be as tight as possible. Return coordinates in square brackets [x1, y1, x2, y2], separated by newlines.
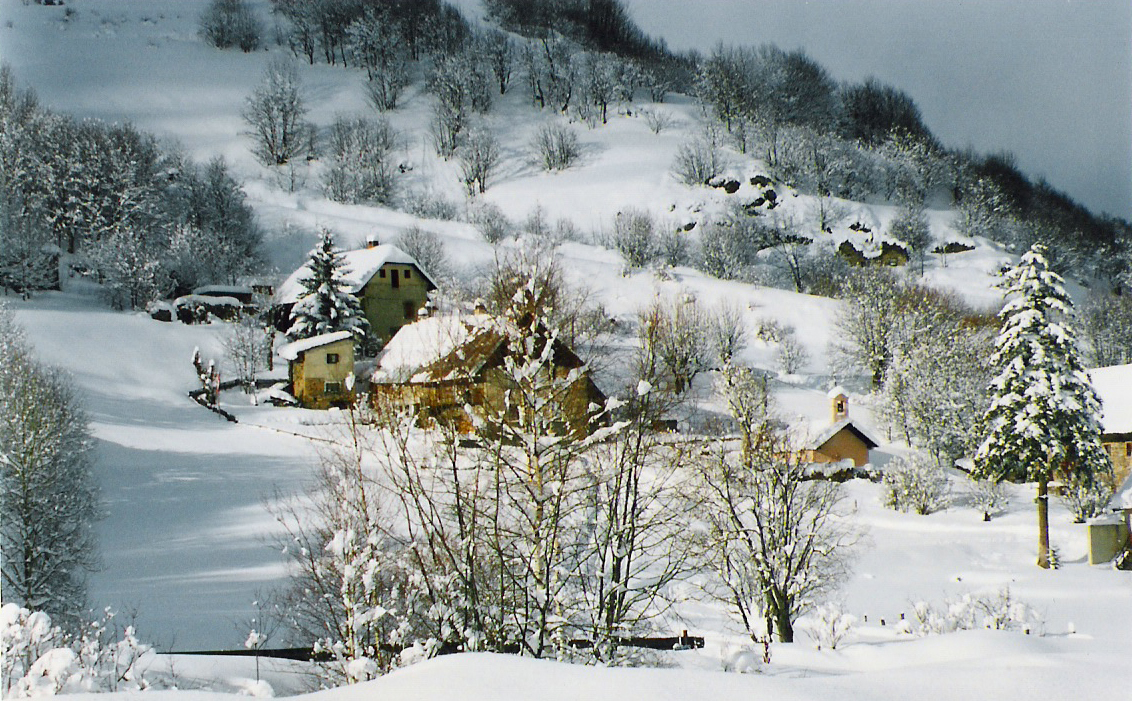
[2, 0, 1129, 697]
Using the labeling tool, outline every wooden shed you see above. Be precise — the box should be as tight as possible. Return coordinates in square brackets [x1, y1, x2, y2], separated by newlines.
[279, 330, 355, 409]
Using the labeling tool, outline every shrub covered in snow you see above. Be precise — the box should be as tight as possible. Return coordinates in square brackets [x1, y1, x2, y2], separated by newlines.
[967, 478, 1011, 518]
[882, 452, 951, 515]
[1059, 477, 1114, 523]
[804, 602, 857, 650]
[910, 588, 1043, 637]
[1, 605, 153, 698]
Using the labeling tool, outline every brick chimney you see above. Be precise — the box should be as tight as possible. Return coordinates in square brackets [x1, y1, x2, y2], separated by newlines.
[829, 387, 849, 423]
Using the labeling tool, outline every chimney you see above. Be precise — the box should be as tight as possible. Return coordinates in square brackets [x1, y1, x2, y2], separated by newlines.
[365, 233, 380, 249]
[829, 387, 849, 423]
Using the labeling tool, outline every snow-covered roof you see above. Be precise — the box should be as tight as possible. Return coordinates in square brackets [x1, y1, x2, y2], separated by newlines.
[372, 313, 496, 383]
[805, 418, 881, 451]
[191, 285, 253, 297]
[276, 244, 434, 304]
[278, 331, 354, 361]
[1108, 472, 1132, 512]
[827, 385, 848, 399]
[1088, 363, 1132, 435]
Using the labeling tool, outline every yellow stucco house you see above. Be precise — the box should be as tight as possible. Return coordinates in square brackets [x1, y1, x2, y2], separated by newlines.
[279, 330, 356, 409]
[277, 237, 437, 346]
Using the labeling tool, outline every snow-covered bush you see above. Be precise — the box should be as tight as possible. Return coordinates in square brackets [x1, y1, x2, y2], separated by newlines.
[199, 0, 260, 52]
[776, 333, 809, 375]
[404, 190, 460, 221]
[882, 452, 951, 515]
[672, 127, 726, 186]
[640, 108, 675, 135]
[2, 605, 153, 698]
[469, 202, 513, 244]
[532, 123, 580, 171]
[910, 588, 1042, 636]
[804, 602, 856, 650]
[3, 604, 61, 696]
[968, 478, 1010, 518]
[1059, 477, 1114, 523]
[610, 208, 657, 268]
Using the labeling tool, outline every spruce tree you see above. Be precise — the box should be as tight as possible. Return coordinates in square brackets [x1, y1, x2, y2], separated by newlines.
[287, 228, 370, 345]
[973, 244, 1110, 568]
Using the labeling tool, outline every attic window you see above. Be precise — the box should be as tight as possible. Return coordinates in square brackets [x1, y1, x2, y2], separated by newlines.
[405, 269, 411, 279]
[1127, 442, 1131, 457]
[326, 353, 340, 365]
[836, 401, 845, 414]
[379, 269, 386, 278]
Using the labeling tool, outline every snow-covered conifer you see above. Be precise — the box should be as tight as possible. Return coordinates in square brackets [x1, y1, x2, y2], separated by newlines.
[973, 244, 1111, 568]
[287, 228, 371, 346]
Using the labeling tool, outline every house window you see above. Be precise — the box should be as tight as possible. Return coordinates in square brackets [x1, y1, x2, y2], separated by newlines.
[403, 301, 416, 320]
[391, 269, 400, 289]
[326, 352, 340, 365]
[835, 401, 845, 414]
[379, 268, 386, 278]
[324, 381, 343, 394]
[1126, 442, 1131, 457]
[405, 269, 411, 279]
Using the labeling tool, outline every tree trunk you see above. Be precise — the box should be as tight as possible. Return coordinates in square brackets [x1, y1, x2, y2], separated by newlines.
[1036, 479, 1051, 569]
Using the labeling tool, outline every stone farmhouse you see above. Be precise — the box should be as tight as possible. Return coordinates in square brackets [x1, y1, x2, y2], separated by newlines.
[276, 237, 436, 345]
[370, 311, 606, 436]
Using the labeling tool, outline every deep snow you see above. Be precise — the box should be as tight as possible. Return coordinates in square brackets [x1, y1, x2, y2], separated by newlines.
[2, 0, 1129, 697]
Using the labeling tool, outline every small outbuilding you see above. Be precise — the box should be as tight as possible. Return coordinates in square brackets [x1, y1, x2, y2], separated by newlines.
[279, 331, 355, 409]
[1087, 472, 1132, 566]
[1088, 363, 1132, 486]
[797, 389, 879, 468]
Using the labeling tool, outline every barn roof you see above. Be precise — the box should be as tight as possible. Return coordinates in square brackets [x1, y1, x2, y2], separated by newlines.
[277, 244, 435, 304]
[372, 313, 495, 383]
[1089, 363, 1132, 436]
[278, 330, 354, 361]
[806, 418, 881, 451]
[372, 313, 587, 386]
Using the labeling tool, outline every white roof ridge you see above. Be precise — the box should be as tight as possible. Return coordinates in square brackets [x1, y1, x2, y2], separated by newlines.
[278, 330, 353, 360]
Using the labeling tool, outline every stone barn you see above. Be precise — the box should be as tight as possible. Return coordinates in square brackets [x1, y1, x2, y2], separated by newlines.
[371, 312, 606, 437]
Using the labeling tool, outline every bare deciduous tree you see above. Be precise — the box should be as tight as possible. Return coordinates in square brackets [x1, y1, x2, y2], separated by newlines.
[458, 126, 501, 195]
[698, 365, 859, 643]
[242, 58, 310, 166]
[532, 122, 580, 171]
[0, 307, 101, 633]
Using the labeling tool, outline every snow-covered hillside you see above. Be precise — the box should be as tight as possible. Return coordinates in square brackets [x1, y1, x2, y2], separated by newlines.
[2, 1, 1129, 698]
